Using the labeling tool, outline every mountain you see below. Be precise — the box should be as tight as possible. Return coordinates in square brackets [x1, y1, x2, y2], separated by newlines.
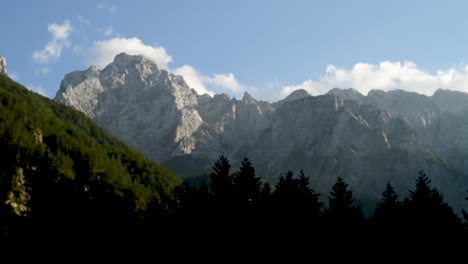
[0, 71, 181, 240]
[0, 56, 7, 76]
[328, 88, 468, 174]
[271, 89, 311, 109]
[327, 88, 365, 102]
[55, 53, 468, 215]
[56, 53, 203, 162]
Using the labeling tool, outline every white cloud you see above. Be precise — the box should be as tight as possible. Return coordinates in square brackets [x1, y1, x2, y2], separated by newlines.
[173, 65, 214, 95]
[97, 4, 117, 15]
[80, 37, 246, 96]
[104, 26, 114, 36]
[281, 61, 468, 97]
[281, 80, 330, 97]
[208, 73, 245, 93]
[77, 15, 90, 25]
[87, 37, 173, 69]
[48, 20, 73, 40]
[33, 20, 73, 64]
[27, 84, 48, 97]
[173, 65, 246, 96]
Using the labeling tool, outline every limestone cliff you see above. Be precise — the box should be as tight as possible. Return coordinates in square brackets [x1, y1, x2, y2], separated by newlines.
[55, 53, 468, 214]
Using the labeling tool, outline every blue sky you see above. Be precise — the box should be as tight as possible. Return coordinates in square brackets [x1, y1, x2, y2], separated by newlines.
[3, 0, 468, 101]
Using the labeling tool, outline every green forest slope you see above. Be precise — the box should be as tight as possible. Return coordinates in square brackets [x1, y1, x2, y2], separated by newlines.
[0, 74, 181, 241]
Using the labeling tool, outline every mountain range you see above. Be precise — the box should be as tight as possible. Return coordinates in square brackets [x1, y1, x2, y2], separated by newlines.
[55, 53, 468, 214]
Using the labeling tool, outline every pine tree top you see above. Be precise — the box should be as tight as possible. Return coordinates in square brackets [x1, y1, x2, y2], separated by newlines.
[329, 177, 354, 209]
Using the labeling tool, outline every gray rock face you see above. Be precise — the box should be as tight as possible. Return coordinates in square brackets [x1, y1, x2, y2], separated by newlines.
[0, 56, 7, 76]
[328, 88, 468, 174]
[272, 89, 311, 109]
[55, 53, 468, 215]
[56, 53, 203, 160]
[327, 88, 365, 102]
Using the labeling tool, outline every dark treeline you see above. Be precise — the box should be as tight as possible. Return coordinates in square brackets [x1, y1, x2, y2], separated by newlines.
[3, 154, 468, 246]
[2, 73, 467, 253]
[170, 155, 468, 244]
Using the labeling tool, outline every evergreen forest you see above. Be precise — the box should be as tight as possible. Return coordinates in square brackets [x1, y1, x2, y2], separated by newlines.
[1, 74, 467, 249]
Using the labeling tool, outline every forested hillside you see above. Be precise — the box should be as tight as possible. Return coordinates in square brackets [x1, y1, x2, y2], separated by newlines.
[0, 74, 181, 242]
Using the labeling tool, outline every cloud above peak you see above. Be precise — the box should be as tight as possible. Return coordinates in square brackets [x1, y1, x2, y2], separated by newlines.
[87, 37, 173, 69]
[82, 37, 246, 96]
[173, 65, 215, 96]
[281, 61, 468, 97]
[33, 20, 73, 64]
[173, 65, 246, 96]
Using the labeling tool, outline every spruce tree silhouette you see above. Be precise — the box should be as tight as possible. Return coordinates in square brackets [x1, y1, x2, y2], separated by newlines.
[257, 182, 273, 228]
[374, 182, 401, 220]
[298, 170, 322, 219]
[403, 170, 463, 239]
[232, 157, 261, 219]
[209, 155, 233, 203]
[273, 171, 300, 221]
[464, 209, 468, 225]
[370, 182, 402, 235]
[208, 154, 234, 224]
[329, 177, 354, 211]
[463, 191, 468, 225]
[325, 177, 364, 233]
[273, 170, 321, 223]
[408, 171, 433, 207]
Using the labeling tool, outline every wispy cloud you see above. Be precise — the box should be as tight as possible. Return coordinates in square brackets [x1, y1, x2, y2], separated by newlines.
[172, 65, 215, 96]
[104, 26, 114, 36]
[84, 37, 173, 69]
[77, 36, 246, 96]
[32, 20, 73, 64]
[77, 15, 90, 25]
[281, 61, 468, 97]
[173, 65, 246, 96]
[97, 4, 117, 15]
[209, 73, 245, 93]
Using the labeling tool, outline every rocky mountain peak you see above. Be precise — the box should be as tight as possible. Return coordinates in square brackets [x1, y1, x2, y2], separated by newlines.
[55, 56, 468, 216]
[432, 89, 468, 115]
[55, 52, 201, 160]
[287, 88, 310, 98]
[87, 65, 99, 72]
[0, 56, 7, 76]
[272, 89, 310, 109]
[327, 88, 364, 102]
[241, 91, 255, 103]
[113, 52, 148, 67]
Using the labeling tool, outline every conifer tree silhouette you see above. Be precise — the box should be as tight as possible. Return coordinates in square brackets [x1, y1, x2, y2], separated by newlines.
[374, 182, 401, 219]
[233, 157, 261, 204]
[298, 170, 322, 218]
[403, 170, 463, 238]
[232, 157, 261, 219]
[329, 177, 354, 211]
[463, 191, 468, 224]
[273, 170, 321, 222]
[325, 177, 364, 231]
[370, 182, 403, 236]
[209, 154, 233, 201]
